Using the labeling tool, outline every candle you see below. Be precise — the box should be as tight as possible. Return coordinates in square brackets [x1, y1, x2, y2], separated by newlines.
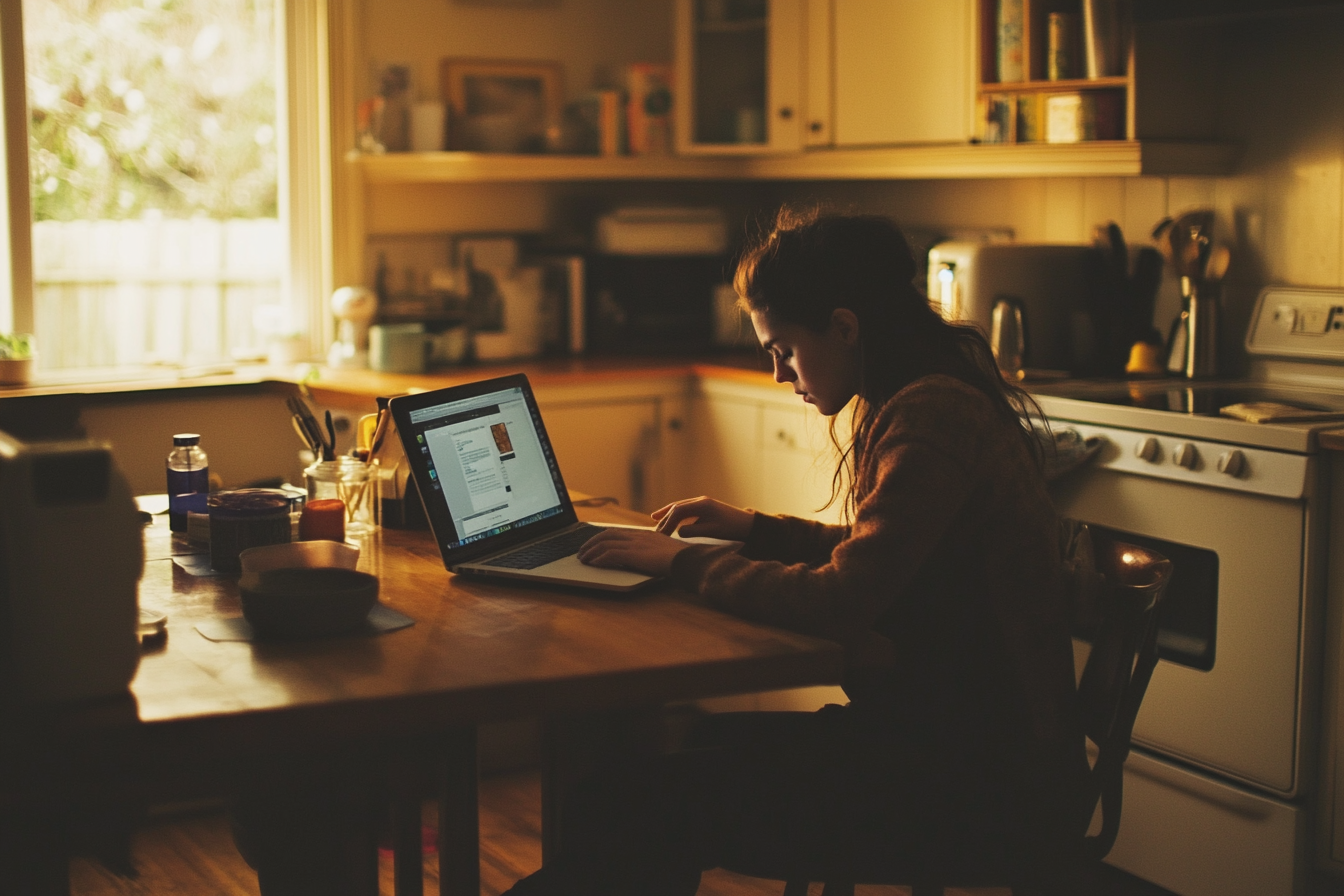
[299, 498, 346, 542]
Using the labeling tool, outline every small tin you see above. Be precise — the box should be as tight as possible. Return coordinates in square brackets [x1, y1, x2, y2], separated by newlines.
[208, 489, 293, 573]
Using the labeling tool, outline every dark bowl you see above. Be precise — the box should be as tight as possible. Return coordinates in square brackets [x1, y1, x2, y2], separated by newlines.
[238, 567, 379, 639]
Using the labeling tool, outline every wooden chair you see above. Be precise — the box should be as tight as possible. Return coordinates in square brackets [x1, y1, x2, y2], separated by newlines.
[770, 522, 1173, 896]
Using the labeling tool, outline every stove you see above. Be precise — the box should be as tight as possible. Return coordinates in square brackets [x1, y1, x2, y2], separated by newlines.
[1025, 286, 1344, 896]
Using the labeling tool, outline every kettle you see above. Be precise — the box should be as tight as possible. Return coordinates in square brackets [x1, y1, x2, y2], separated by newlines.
[990, 297, 1026, 381]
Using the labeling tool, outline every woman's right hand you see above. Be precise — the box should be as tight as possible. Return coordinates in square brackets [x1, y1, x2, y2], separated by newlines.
[652, 496, 754, 542]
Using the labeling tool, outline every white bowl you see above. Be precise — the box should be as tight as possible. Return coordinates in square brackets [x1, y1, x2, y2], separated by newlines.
[238, 540, 359, 576]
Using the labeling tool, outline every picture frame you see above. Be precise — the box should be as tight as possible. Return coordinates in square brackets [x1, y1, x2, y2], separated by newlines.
[440, 58, 564, 153]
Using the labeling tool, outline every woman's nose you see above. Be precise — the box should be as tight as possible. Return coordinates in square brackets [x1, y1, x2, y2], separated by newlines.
[772, 356, 794, 383]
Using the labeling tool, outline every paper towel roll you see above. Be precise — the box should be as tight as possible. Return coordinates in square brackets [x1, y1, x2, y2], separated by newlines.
[410, 102, 446, 152]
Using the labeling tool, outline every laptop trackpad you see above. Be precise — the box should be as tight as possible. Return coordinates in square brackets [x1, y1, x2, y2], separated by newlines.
[527, 552, 653, 588]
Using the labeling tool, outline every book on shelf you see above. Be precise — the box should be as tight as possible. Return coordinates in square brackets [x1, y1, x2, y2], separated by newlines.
[626, 63, 673, 156]
[562, 89, 626, 156]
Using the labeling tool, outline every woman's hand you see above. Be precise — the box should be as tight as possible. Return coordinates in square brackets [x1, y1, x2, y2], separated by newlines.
[652, 496, 754, 541]
[577, 528, 689, 577]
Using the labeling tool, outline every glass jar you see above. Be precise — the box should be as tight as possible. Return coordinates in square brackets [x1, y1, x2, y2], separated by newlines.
[304, 457, 375, 536]
[208, 489, 293, 573]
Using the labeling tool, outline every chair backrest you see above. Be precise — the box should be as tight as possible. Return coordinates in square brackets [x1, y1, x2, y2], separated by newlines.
[1060, 521, 1172, 861]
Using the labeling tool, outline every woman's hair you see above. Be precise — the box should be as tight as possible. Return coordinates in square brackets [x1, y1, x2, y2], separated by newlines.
[734, 207, 1047, 519]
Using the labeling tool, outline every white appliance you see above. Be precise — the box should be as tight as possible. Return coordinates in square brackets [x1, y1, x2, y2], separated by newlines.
[927, 241, 1102, 374]
[0, 431, 142, 703]
[1032, 286, 1344, 896]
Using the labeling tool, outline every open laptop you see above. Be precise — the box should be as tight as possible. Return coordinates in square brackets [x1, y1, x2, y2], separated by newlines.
[388, 373, 654, 592]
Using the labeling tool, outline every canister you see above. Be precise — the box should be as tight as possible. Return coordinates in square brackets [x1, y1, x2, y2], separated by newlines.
[304, 457, 375, 536]
[208, 489, 293, 573]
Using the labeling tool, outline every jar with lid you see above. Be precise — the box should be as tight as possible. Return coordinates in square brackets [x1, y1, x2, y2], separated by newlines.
[304, 457, 375, 536]
[167, 433, 209, 533]
[208, 489, 292, 573]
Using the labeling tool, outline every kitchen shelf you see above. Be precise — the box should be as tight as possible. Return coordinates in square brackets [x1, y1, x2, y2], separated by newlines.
[354, 151, 749, 183]
[353, 140, 1239, 184]
[980, 76, 1130, 95]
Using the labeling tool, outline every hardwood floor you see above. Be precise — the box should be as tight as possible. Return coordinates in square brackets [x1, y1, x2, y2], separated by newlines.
[71, 769, 1175, 896]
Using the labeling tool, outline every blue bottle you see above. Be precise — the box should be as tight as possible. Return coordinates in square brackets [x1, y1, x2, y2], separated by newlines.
[167, 433, 209, 532]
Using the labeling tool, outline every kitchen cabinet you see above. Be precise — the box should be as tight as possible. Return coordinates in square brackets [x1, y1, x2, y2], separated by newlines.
[532, 376, 692, 512]
[827, 0, 975, 146]
[673, 0, 974, 153]
[672, 0, 805, 153]
[972, 0, 1226, 147]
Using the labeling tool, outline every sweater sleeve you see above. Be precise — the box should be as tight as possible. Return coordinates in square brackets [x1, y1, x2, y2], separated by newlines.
[668, 377, 999, 650]
[740, 511, 849, 566]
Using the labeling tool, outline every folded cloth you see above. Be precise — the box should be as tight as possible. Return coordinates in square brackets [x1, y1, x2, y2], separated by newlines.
[1220, 401, 1344, 424]
[1037, 425, 1104, 481]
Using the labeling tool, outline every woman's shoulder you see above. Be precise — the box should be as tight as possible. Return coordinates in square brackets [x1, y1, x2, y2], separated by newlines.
[877, 374, 997, 425]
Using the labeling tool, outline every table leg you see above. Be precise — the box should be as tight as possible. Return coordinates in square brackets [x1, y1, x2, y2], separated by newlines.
[392, 793, 423, 896]
[540, 709, 665, 866]
[437, 725, 479, 896]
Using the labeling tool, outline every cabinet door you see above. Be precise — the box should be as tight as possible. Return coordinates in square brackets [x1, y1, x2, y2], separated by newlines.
[689, 394, 764, 511]
[542, 400, 659, 511]
[760, 403, 843, 522]
[833, 0, 973, 145]
[674, 0, 804, 153]
[803, 0, 833, 146]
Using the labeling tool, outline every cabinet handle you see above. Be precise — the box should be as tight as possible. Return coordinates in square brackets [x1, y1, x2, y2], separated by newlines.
[809, 121, 823, 133]
[778, 106, 794, 120]
[668, 417, 683, 431]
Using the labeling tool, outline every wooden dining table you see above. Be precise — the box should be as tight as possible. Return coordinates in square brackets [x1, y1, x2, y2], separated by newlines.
[5, 501, 844, 896]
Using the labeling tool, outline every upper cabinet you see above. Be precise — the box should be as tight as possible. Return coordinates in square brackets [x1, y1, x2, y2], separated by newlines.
[673, 0, 805, 153]
[828, 0, 974, 147]
[350, 0, 1240, 189]
[672, 0, 973, 154]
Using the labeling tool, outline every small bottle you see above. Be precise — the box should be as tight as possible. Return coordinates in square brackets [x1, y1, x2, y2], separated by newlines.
[167, 433, 209, 533]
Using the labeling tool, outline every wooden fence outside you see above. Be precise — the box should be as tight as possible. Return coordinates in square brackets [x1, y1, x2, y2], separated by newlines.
[32, 218, 284, 370]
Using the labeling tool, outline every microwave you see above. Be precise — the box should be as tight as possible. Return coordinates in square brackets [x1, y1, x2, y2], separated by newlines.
[926, 241, 1105, 375]
[584, 253, 731, 354]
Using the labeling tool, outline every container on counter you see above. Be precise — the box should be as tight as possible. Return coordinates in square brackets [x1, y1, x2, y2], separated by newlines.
[304, 457, 375, 536]
[208, 489, 293, 573]
[167, 433, 209, 533]
[299, 497, 346, 542]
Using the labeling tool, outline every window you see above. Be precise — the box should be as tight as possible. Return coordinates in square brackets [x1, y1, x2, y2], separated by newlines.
[0, 0, 330, 380]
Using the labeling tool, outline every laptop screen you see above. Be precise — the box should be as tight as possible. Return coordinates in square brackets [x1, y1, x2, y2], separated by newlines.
[391, 374, 576, 560]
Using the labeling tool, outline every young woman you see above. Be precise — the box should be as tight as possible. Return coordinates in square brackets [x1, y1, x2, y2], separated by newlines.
[505, 210, 1085, 894]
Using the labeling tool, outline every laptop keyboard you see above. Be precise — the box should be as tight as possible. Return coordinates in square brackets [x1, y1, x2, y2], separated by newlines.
[482, 524, 603, 570]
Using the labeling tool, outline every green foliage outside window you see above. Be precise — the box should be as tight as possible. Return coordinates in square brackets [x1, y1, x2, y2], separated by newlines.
[24, 0, 278, 222]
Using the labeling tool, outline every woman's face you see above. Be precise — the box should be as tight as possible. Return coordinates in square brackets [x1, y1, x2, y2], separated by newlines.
[751, 308, 861, 416]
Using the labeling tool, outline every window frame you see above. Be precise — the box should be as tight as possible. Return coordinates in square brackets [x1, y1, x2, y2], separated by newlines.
[0, 0, 335, 371]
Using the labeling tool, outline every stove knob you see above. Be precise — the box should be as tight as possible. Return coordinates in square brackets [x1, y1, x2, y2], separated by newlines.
[1174, 442, 1199, 469]
[1135, 437, 1160, 462]
[1218, 449, 1246, 478]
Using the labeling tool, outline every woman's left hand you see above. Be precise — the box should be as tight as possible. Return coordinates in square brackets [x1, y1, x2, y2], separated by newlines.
[577, 527, 689, 577]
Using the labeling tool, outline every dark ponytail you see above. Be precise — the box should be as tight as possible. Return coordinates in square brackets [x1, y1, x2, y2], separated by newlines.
[735, 208, 1046, 519]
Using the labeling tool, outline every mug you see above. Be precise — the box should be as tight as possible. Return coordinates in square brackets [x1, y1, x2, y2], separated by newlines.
[369, 323, 426, 373]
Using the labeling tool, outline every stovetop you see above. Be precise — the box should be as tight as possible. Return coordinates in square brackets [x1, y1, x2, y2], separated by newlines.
[1029, 286, 1344, 454]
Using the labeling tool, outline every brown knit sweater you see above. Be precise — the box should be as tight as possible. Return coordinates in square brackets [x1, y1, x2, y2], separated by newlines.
[670, 374, 1084, 815]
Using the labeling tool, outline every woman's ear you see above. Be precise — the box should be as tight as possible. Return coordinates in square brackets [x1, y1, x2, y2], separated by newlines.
[831, 308, 860, 346]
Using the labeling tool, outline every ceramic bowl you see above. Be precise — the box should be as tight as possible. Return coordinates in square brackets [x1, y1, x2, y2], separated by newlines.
[238, 539, 359, 576]
[238, 541, 371, 639]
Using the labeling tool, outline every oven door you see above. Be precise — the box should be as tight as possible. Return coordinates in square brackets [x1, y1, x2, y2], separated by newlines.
[1049, 425, 1316, 798]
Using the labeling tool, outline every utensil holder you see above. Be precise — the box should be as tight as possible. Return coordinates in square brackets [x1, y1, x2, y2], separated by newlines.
[304, 457, 376, 536]
[1184, 287, 1219, 379]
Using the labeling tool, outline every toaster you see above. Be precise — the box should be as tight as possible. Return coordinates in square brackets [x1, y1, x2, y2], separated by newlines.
[926, 241, 1104, 375]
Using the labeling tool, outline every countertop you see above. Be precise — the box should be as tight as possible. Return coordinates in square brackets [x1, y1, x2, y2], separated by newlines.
[0, 352, 774, 403]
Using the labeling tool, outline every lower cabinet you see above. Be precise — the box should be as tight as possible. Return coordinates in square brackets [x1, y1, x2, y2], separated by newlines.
[690, 377, 850, 713]
[539, 372, 851, 713]
[533, 376, 691, 513]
